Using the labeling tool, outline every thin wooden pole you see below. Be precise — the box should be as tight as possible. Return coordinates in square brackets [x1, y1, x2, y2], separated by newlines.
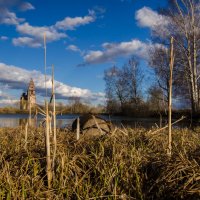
[28, 93, 32, 126]
[167, 37, 175, 157]
[45, 100, 52, 188]
[49, 115, 52, 134]
[35, 108, 38, 127]
[76, 117, 80, 140]
[52, 64, 57, 173]
[24, 122, 28, 150]
[44, 33, 47, 98]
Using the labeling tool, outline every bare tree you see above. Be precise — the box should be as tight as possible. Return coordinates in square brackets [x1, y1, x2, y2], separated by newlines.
[169, 0, 200, 114]
[104, 57, 144, 113]
[151, 0, 200, 114]
[149, 46, 170, 102]
[147, 85, 167, 112]
[104, 66, 121, 113]
[123, 58, 144, 105]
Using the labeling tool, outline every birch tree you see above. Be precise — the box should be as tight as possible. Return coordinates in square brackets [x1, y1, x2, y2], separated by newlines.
[151, 0, 200, 114]
[170, 0, 200, 113]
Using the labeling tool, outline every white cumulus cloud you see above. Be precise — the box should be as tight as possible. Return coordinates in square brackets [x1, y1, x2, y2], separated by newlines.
[55, 10, 96, 30]
[13, 37, 41, 47]
[67, 44, 82, 53]
[0, 8, 24, 25]
[19, 2, 35, 11]
[16, 22, 67, 42]
[135, 7, 170, 38]
[13, 10, 97, 47]
[82, 39, 157, 65]
[0, 62, 105, 102]
[135, 6, 169, 29]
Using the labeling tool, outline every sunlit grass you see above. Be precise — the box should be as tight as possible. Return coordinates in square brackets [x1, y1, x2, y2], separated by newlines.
[0, 127, 199, 199]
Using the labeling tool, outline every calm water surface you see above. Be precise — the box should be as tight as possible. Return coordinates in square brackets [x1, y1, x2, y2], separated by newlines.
[0, 114, 79, 128]
[0, 114, 192, 128]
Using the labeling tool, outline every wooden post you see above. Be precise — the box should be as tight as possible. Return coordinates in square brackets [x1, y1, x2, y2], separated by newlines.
[45, 100, 52, 188]
[35, 108, 38, 127]
[159, 112, 162, 128]
[44, 33, 47, 98]
[76, 117, 80, 140]
[24, 122, 28, 150]
[28, 96, 32, 126]
[167, 37, 175, 157]
[49, 115, 52, 134]
[52, 64, 57, 174]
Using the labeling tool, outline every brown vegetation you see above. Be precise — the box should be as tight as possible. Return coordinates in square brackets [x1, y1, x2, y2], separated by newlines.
[0, 127, 199, 199]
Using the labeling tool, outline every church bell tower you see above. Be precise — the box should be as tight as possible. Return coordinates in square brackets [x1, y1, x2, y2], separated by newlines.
[27, 78, 36, 108]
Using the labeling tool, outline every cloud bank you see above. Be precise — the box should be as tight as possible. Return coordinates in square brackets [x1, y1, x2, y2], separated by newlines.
[0, 1, 102, 48]
[0, 1, 33, 25]
[78, 7, 169, 66]
[12, 10, 97, 47]
[55, 10, 96, 30]
[14, 23, 67, 46]
[12, 36, 41, 47]
[0, 8, 24, 25]
[81, 39, 160, 65]
[0, 62, 105, 102]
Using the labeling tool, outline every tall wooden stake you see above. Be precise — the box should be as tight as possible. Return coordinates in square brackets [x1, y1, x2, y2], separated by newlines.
[52, 64, 57, 174]
[28, 94, 32, 126]
[76, 117, 80, 140]
[24, 122, 28, 150]
[167, 37, 175, 157]
[35, 108, 38, 127]
[45, 100, 52, 188]
[44, 33, 47, 98]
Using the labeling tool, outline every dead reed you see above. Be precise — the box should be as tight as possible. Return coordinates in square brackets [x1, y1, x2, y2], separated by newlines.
[0, 127, 199, 199]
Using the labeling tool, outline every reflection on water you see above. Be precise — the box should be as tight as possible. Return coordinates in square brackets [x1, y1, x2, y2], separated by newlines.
[0, 114, 79, 128]
[0, 118, 19, 127]
[0, 114, 192, 129]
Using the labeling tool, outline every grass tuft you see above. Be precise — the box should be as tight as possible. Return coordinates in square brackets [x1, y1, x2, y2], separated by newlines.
[0, 127, 199, 199]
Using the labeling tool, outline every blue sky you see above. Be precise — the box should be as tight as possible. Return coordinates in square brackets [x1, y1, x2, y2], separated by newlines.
[0, 0, 168, 106]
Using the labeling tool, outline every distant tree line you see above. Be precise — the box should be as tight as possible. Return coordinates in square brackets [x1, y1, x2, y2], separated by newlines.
[54, 98, 105, 114]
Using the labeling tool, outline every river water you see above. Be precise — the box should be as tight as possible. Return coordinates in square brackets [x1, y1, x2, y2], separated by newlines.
[0, 114, 78, 128]
[0, 114, 192, 129]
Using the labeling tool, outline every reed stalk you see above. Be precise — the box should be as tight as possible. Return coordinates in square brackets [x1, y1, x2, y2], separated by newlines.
[24, 122, 28, 150]
[76, 117, 80, 140]
[92, 115, 103, 134]
[167, 36, 175, 157]
[45, 100, 52, 188]
[52, 64, 57, 174]
[44, 33, 47, 98]
[28, 98, 32, 126]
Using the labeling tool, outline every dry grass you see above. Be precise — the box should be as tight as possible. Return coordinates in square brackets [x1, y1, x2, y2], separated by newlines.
[0, 127, 199, 199]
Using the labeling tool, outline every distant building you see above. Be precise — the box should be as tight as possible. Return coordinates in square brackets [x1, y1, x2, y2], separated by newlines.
[20, 79, 36, 110]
